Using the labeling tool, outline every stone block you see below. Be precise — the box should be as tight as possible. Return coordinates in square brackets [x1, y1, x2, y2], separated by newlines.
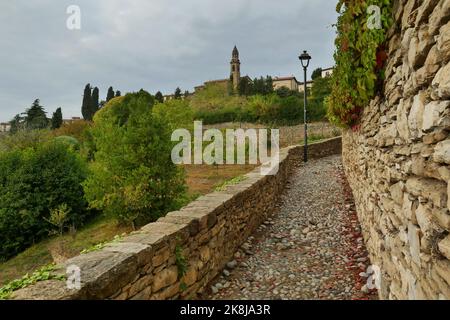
[406, 177, 448, 208]
[432, 61, 450, 99]
[152, 266, 178, 292]
[428, 0, 450, 35]
[408, 223, 422, 267]
[434, 259, 450, 286]
[152, 246, 171, 267]
[438, 235, 450, 259]
[433, 140, 450, 164]
[390, 182, 405, 205]
[422, 101, 450, 132]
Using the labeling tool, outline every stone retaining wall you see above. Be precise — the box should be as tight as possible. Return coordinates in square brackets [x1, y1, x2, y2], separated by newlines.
[13, 137, 342, 300]
[342, 0, 450, 300]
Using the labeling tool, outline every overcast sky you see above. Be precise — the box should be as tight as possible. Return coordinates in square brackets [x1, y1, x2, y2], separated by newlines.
[0, 0, 338, 122]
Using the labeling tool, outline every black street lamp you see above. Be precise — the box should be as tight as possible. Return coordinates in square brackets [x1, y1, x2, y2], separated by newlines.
[299, 50, 311, 163]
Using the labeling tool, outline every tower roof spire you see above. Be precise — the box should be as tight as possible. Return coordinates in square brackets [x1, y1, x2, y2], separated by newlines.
[232, 45, 239, 57]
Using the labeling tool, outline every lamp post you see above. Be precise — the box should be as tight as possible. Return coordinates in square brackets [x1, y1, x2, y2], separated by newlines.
[299, 50, 311, 163]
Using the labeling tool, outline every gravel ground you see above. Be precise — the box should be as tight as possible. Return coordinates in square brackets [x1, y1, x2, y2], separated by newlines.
[202, 154, 378, 300]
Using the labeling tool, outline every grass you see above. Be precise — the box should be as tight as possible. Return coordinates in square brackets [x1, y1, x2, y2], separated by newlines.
[0, 215, 131, 286]
[215, 175, 247, 191]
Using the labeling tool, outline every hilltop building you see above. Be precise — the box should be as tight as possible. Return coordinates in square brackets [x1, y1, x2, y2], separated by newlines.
[321, 67, 334, 78]
[194, 46, 251, 93]
[62, 117, 82, 125]
[192, 46, 333, 94]
[0, 122, 11, 132]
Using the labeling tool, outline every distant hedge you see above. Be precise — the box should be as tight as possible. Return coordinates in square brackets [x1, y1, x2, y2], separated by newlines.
[0, 141, 88, 260]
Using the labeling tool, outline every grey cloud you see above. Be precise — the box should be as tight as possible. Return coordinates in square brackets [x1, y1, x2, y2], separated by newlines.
[0, 0, 338, 122]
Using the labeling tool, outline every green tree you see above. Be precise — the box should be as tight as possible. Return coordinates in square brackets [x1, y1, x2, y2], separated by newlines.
[91, 87, 100, 118]
[115, 90, 121, 97]
[264, 76, 274, 95]
[250, 76, 273, 95]
[309, 76, 332, 121]
[0, 141, 88, 260]
[155, 91, 164, 103]
[184, 90, 190, 98]
[81, 84, 92, 120]
[106, 86, 115, 102]
[275, 86, 293, 98]
[25, 99, 48, 130]
[238, 77, 252, 96]
[51, 107, 63, 129]
[174, 87, 182, 99]
[84, 91, 186, 228]
[311, 68, 323, 80]
[9, 114, 23, 134]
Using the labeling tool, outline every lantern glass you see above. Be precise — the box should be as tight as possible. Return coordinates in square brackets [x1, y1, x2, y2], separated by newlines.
[299, 50, 311, 68]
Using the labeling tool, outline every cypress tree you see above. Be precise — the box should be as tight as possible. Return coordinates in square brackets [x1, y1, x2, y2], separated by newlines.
[155, 91, 164, 103]
[265, 76, 274, 94]
[82, 84, 92, 120]
[106, 86, 115, 102]
[51, 107, 63, 129]
[174, 87, 182, 99]
[91, 87, 100, 117]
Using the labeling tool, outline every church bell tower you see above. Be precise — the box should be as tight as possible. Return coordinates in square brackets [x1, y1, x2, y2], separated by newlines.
[230, 46, 241, 91]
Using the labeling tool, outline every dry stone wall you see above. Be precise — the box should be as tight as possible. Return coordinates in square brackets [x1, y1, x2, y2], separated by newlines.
[13, 137, 342, 300]
[342, 0, 450, 300]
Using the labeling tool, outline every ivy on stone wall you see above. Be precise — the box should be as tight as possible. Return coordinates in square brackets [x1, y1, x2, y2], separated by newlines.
[326, 0, 393, 128]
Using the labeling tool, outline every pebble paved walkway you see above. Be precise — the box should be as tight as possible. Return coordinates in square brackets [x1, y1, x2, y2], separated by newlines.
[203, 154, 378, 300]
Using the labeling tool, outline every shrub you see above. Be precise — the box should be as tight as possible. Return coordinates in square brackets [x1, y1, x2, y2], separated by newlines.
[0, 141, 88, 260]
[152, 99, 194, 130]
[52, 120, 92, 143]
[0, 129, 51, 152]
[53, 135, 80, 151]
[84, 91, 186, 228]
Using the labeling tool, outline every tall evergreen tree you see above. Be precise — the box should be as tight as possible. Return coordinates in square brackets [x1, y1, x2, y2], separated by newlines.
[9, 114, 23, 134]
[174, 87, 182, 99]
[82, 84, 92, 120]
[238, 77, 252, 96]
[24, 99, 48, 130]
[106, 86, 115, 102]
[155, 91, 164, 103]
[311, 68, 323, 80]
[265, 76, 274, 94]
[51, 107, 63, 129]
[91, 87, 100, 117]
[115, 90, 121, 97]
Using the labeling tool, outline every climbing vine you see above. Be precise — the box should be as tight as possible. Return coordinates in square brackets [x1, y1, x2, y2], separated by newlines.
[175, 243, 188, 279]
[326, 0, 393, 128]
[0, 264, 65, 300]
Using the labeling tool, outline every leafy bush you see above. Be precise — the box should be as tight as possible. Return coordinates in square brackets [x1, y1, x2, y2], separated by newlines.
[53, 135, 80, 151]
[84, 91, 186, 228]
[51, 120, 92, 143]
[0, 141, 88, 260]
[326, 0, 393, 127]
[0, 129, 51, 152]
[152, 99, 194, 130]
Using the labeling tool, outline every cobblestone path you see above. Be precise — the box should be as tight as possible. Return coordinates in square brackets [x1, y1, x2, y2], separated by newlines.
[203, 154, 378, 300]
